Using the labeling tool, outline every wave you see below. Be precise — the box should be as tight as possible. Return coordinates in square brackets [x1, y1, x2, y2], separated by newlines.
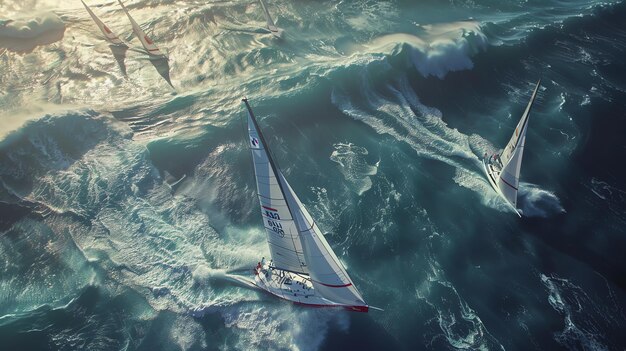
[330, 73, 513, 212]
[0, 11, 65, 53]
[365, 21, 488, 78]
[518, 182, 565, 217]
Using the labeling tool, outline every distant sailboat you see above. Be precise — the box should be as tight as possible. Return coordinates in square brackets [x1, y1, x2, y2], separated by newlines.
[243, 98, 370, 312]
[258, 0, 284, 38]
[81, 0, 126, 46]
[483, 80, 541, 216]
[117, 0, 166, 57]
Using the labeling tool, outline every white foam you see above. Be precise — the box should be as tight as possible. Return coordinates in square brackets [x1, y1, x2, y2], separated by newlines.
[518, 182, 566, 217]
[331, 75, 508, 211]
[330, 142, 378, 195]
[416, 257, 504, 350]
[540, 274, 610, 351]
[221, 305, 349, 351]
[365, 21, 488, 78]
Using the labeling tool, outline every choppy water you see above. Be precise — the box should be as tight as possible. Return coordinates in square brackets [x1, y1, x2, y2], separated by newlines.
[1, 0, 626, 350]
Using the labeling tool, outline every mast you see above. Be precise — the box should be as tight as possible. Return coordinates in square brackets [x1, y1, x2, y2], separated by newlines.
[117, 0, 164, 56]
[243, 99, 308, 274]
[258, 0, 276, 29]
[81, 0, 125, 46]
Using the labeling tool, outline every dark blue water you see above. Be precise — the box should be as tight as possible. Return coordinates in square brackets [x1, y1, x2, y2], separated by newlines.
[1, 0, 626, 350]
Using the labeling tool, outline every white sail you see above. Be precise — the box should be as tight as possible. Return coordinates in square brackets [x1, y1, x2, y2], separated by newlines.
[244, 99, 367, 310]
[81, 0, 125, 46]
[117, 0, 164, 56]
[258, 0, 276, 29]
[497, 80, 541, 207]
[245, 100, 308, 275]
[281, 174, 367, 307]
[258, 0, 283, 37]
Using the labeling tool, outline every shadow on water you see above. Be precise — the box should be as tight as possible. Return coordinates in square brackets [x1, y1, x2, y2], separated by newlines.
[108, 44, 128, 75]
[148, 56, 174, 88]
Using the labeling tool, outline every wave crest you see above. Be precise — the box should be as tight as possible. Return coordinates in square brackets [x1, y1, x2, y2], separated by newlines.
[0, 12, 65, 53]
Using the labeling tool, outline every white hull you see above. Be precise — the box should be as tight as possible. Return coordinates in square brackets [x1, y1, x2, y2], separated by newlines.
[482, 159, 522, 217]
[252, 264, 368, 312]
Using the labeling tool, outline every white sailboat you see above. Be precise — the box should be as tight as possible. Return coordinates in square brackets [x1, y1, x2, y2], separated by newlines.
[483, 80, 541, 217]
[243, 98, 369, 312]
[81, 0, 126, 46]
[258, 0, 284, 38]
[117, 0, 166, 57]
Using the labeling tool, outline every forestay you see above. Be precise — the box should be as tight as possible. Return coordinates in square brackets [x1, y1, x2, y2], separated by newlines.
[497, 80, 541, 207]
[244, 100, 308, 275]
[117, 0, 164, 56]
[81, 0, 125, 46]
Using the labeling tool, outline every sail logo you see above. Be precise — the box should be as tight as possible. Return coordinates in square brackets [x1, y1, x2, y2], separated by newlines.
[263, 205, 284, 237]
[263, 205, 280, 220]
[250, 137, 260, 148]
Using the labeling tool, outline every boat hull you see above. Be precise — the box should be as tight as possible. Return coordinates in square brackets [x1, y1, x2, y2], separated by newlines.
[252, 266, 368, 312]
[482, 159, 521, 217]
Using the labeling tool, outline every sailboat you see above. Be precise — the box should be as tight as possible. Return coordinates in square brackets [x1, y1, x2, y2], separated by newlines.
[117, 0, 166, 57]
[482, 80, 541, 217]
[258, 0, 284, 38]
[81, 0, 126, 46]
[243, 98, 370, 312]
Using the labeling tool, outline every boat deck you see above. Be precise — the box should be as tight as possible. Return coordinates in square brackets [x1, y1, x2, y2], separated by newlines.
[253, 264, 364, 309]
[482, 158, 522, 216]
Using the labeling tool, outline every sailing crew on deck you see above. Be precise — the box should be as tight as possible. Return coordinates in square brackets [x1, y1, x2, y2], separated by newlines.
[261, 257, 266, 268]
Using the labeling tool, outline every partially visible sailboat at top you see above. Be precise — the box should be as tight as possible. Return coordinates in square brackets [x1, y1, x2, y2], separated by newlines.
[81, 0, 126, 46]
[243, 98, 371, 312]
[117, 0, 166, 58]
[483, 80, 541, 217]
[258, 0, 284, 38]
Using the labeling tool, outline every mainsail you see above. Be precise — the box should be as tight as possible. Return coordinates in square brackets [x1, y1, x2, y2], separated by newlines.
[245, 100, 308, 275]
[244, 99, 367, 308]
[258, 0, 276, 30]
[81, 0, 125, 46]
[117, 0, 164, 56]
[496, 80, 541, 207]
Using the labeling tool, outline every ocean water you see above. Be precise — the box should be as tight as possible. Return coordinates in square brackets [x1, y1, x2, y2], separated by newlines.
[1, 0, 626, 350]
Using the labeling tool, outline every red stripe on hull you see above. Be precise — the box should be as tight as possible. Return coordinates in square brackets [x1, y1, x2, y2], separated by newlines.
[318, 282, 352, 288]
[262, 205, 277, 211]
[254, 281, 368, 313]
[293, 301, 368, 313]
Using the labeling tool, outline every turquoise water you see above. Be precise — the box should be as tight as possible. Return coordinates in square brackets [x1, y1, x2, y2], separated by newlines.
[1, 0, 626, 349]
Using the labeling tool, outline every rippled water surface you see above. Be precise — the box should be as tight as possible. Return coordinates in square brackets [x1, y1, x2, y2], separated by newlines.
[1, 0, 626, 350]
